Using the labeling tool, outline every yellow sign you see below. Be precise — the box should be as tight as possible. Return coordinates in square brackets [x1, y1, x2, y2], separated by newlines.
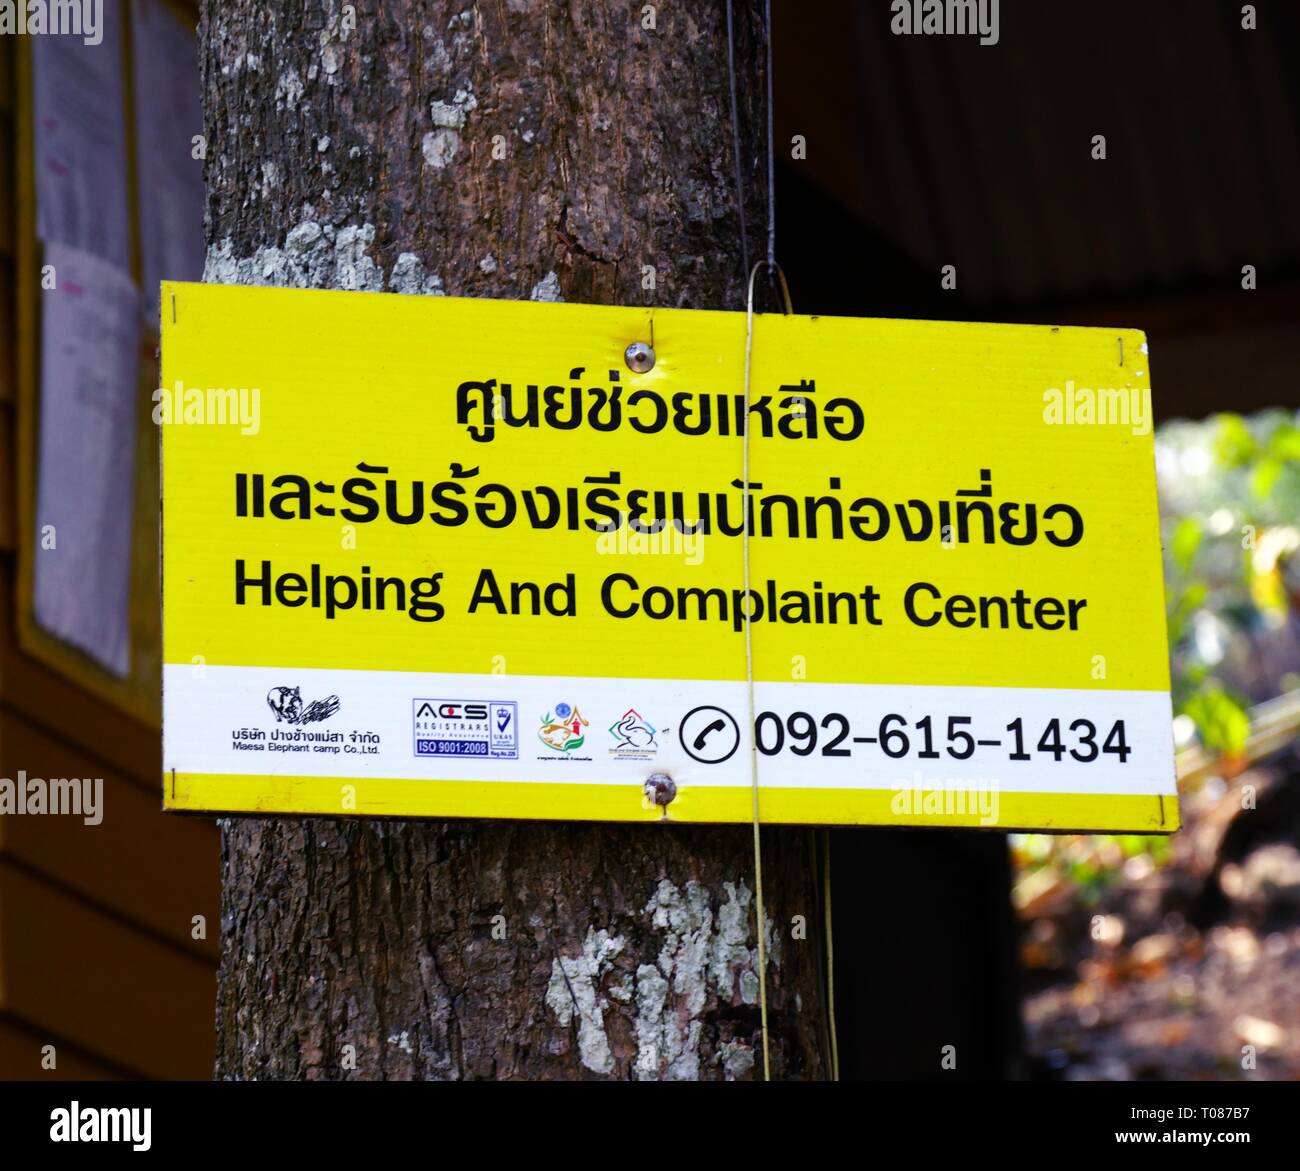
[160, 282, 1176, 831]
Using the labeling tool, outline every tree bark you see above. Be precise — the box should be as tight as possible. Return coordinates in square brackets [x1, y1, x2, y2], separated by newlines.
[200, 0, 828, 1080]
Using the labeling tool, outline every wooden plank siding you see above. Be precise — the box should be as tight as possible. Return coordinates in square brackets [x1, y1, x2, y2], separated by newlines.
[0, 25, 219, 1082]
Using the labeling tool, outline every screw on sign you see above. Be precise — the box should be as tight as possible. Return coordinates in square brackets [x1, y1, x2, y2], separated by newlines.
[624, 341, 655, 373]
[643, 772, 677, 817]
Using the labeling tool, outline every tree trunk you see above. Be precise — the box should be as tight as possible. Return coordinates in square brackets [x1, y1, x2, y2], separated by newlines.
[200, 0, 828, 1080]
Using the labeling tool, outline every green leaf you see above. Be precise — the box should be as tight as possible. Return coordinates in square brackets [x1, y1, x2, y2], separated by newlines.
[1251, 456, 1283, 500]
[1248, 452, 1279, 499]
[1180, 687, 1251, 755]
[1213, 414, 1257, 468]
[1266, 423, 1300, 461]
[1170, 516, 1203, 573]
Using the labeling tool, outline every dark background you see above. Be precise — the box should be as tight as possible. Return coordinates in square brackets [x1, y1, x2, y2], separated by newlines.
[773, 0, 1299, 1077]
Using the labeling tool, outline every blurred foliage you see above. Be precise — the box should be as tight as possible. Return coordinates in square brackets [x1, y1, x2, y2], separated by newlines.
[1159, 408, 1300, 733]
[1015, 409, 1300, 901]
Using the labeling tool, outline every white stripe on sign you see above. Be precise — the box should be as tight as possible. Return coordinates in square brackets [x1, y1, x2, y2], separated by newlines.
[164, 664, 1175, 797]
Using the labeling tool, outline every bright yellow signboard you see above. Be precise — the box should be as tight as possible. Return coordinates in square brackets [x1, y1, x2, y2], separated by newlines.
[160, 282, 1176, 831]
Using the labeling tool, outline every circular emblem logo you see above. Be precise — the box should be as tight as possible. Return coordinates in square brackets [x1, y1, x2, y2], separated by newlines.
[679, 705, 741, 764]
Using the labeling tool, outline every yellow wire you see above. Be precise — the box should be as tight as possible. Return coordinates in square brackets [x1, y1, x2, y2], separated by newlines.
[742, 261, 771, 1081]
[823, 828, 839, 1081]
[740, 262, 794, 1082]
[750, 812, 769, 1080]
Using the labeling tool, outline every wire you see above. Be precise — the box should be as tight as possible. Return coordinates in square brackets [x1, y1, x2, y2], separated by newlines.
[724, 0, 752, 286]
[730, 1, 839, 1086]
[742, 260, 769, 1081]
[823, 829, 840, 1080]
[764, 0, 776, 275]
[742, 259, 791, 1083]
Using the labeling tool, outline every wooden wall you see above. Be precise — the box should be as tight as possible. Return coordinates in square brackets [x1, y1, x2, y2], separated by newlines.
[0, 28, 219, 1082]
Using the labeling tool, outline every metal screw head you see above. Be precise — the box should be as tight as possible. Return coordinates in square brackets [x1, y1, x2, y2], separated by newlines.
[643, 772, 677, 808]
[624, 341, 655, 374]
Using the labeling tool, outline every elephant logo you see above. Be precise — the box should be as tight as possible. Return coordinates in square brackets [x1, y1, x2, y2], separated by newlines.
[267, 685, 341, 725]
[608, 709, 658, 758]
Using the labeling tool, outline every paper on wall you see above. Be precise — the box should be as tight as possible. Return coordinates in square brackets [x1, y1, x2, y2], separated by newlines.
[31, 7, 130, 270]
[131, 0, 206, 325]
[33, 243, 141, 677]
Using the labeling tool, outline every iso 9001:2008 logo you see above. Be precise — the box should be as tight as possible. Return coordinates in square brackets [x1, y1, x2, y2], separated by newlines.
[413, 699, 519, 759]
